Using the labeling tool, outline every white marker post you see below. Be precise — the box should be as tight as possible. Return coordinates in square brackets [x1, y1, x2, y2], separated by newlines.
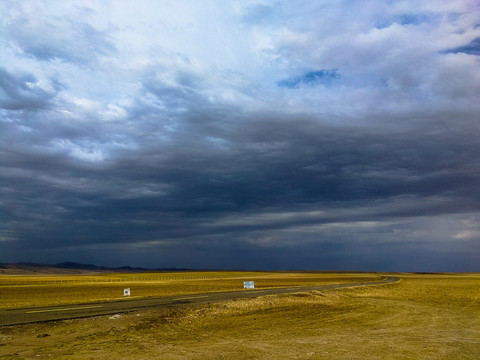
[243, 281, 254, 289]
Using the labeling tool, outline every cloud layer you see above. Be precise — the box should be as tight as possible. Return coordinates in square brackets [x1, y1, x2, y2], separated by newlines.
[1, 0, 480, 271]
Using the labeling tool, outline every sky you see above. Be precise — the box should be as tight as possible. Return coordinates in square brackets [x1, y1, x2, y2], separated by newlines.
[1, 0, 480, 271]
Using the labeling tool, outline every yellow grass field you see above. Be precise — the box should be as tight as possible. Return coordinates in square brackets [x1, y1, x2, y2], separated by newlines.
[1, 272, 479, 359]
[0, 271, 379, 310]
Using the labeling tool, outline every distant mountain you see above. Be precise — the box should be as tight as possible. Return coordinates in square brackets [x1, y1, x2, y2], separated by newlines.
[54, 262, 111, 271]
[0, 262, 192, 274]
[0, 262, 94, 275]
[54, 262, 190, 272]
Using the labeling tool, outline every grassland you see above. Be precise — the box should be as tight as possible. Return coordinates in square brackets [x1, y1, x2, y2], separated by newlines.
[1, 272, 479, 359]
[0, 271, 379, 310]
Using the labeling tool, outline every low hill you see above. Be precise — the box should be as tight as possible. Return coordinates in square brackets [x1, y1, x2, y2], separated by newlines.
[0, 262, 189, 275]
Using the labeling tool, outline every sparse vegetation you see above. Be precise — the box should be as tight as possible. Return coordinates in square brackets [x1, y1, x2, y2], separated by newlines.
[1, 272, 479, 359]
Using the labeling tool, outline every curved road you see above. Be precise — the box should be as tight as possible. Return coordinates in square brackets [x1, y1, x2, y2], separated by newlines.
[0, 276, 399, 326]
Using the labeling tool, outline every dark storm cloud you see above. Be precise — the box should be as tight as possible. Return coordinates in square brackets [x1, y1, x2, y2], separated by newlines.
[3, 103, 480, 254]
[0, 68, 61, 110]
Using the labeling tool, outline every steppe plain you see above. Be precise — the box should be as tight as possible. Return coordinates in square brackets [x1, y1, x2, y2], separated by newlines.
[0, 270, 479, 359]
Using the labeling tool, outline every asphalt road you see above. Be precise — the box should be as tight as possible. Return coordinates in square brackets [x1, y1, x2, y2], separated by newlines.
[0, 276, 399, 326]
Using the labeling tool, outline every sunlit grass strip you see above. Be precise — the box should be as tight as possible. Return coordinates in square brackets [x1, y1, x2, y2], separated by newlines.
[0, 271, 379, 286]
[0, 271, 270, 286]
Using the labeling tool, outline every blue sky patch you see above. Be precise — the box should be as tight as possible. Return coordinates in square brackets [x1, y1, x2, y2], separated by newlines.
[375, 12, 435, 29]
[399, 13, 429, 25]
[277, 69, 340, 88]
